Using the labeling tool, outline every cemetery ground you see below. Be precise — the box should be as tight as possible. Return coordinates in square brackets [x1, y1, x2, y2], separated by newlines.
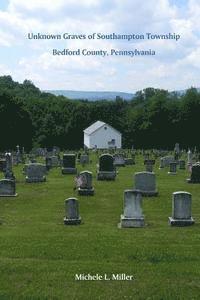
[0, 154, 200, 300]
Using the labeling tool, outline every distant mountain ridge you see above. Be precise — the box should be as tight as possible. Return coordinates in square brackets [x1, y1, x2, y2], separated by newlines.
[45, 90, 135, 101]
[45, 88, 200, 101]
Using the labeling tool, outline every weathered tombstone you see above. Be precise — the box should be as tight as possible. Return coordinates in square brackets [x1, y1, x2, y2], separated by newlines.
[134, 172, 158, 196]
[80, 154, 89, 165]
[97, 154, 116, 180]
[62, 154, 77, 174]
[64, 198, 81, 225]
[144, 160, 155, 172]
[75, 171, 94, 195]
[159, 156, 174, 169]
[168, 162, 177, 175]
[114, 154, 125, 167]
[50, 156, 60, 167]
[179, 160, 186, 170]
[25, 163, 47, 183]
[169, 191, 194, 226]
[119, 190, 145, 228]
[187, 162, 200, 183]
[0, 179, 17, 197]
[4, 153, 15, 180]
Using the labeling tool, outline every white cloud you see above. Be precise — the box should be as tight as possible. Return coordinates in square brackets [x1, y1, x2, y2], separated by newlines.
[0, 0, 199, 91]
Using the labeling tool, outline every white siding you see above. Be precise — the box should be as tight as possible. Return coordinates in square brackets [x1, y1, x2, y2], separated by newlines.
[84, 124, 121, 149]
[84, 133, 90, 148]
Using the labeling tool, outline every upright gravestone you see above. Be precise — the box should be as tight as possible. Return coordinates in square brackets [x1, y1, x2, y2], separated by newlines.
[169, 191, 194, 226]
[120, 190, 145, 228]
[62, 154, 77, 174]
[187, 162, 200, 183]
[168, 162, 177, 175]
[64, 198, 81, 225]
[134, 172, 158, 196]
[51, 156, 60, 167]
[4, 153, 15, 180]
[179, 160, 186, 170]
[97, 154, 116, 180]
[25, 163, 47, 183]
[114, 154, 125, 167]
[159, 156, 174, 169]
[0, 179, 17, 197]
[76, 171, 94, 195]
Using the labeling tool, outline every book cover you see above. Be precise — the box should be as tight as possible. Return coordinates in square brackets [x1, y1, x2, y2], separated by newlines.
[0, 1, 199, 299]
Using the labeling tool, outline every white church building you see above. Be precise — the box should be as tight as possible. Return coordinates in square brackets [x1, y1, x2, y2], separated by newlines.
[84, 121, 122, 149]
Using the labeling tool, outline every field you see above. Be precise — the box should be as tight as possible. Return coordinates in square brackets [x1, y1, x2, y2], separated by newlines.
[0, 153, 200, 300]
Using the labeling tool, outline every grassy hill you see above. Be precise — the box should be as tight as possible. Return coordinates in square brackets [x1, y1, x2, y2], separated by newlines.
[0, 152, 200, 299]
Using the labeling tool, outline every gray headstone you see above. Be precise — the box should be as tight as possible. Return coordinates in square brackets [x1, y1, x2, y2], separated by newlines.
[0, 179, 17, 197]
[76, 171, 94, 195]
[62, 154, 77, 174]
[64, 198, 81, 225]
[187, 162, 200, 183]
[179, 160, 186, 170]
[169, 191, 194, 226]
[168, 162, 177, 175]
[134, 172, 158, 196]
[99, 154, 114, 172]
[160, 156, 174, 168]
[97, 154, 116, 180]
[114, 154, 125, 167]
[120, 190, 144, 227]
[25, 163, 47, 183]
[51, 156, 60, 167]
[63, 154, 76, 168]
[4, 153, 15, 180]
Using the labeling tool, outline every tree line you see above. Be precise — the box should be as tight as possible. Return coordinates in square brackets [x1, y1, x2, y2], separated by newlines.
[0, 75, 199, 151]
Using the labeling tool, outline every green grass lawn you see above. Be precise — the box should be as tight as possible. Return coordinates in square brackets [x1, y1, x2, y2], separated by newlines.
[0, 153, 200, 300]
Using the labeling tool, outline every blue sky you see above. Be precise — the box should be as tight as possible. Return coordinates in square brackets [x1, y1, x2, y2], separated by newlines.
[0, 0, 199, 92]
[169, 0, 188, 6]
[0, 0, 8, 10]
